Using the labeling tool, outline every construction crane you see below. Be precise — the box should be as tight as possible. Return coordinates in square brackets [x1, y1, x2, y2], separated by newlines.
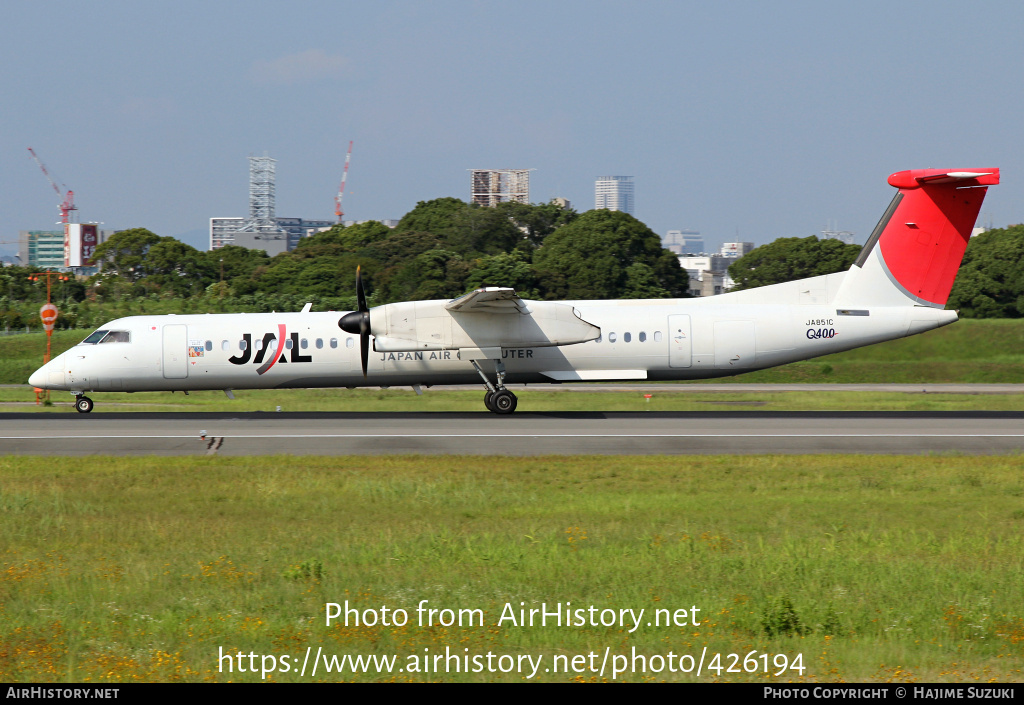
[27, 147, 76, 224]
[334, 140, 353, 224]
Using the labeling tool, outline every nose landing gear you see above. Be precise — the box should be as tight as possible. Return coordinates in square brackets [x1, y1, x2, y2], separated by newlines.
[74, 395, 94, 414]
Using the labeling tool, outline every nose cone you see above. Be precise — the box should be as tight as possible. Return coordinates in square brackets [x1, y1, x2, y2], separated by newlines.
[28, 364, 46, 388]
[29, 354, 66, 389]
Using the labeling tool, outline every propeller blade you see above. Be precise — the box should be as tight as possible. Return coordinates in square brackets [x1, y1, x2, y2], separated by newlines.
[360, 329, 369, 377]
[356, 265, 367, 313]
[338, 267, 371, 377]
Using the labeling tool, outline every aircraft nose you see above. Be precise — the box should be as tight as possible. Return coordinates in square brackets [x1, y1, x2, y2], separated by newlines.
[29, 354, 66, 389]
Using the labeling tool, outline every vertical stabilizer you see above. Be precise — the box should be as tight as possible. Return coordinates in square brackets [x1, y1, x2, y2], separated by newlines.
[835, 168, 999, 308]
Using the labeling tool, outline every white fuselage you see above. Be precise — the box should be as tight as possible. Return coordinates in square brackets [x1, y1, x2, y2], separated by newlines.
[30, 272, 957, 394]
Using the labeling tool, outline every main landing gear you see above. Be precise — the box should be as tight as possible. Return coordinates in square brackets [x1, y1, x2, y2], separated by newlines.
[74, 395, 94, 414]
[471, 359, 518, 414]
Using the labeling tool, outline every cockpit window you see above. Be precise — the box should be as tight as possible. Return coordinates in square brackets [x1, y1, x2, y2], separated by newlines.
[82, 330, 109, 344]
[99, 329, 131, 342]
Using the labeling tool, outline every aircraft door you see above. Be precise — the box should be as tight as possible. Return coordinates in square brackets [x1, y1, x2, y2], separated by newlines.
[667, 314, 692, 368]
[162, 324, 188, 379]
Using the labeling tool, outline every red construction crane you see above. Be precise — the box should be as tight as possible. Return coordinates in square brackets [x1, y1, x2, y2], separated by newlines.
[334, 140, 353, 224]
[27, 147, 76, 224]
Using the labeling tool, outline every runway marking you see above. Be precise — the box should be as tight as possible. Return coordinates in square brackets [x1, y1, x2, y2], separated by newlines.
[2, 434, 1023, 440]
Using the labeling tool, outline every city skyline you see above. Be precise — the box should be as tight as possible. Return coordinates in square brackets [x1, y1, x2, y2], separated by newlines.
[2, 2, 1022, 259]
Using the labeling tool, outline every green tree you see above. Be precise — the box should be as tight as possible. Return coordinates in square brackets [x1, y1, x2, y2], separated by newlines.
[205, 245, 270, 283]
[360, 230, 444, 269]
[395, 197, 468, 237]
[294, 260, 349, 298]
[92, 228, 162, 281]
[382, 249, 471, 301]
[948, 226, 1024, 318]
[532, 210, 687, 299]
[449, 205, 524, 254]
[3, 199, 693, 317]
[236, 236, 367, 300]
[248, 256, 307, 295]
[727, 236, 861, 290]
[0, 265, 49, 301]
[296, 221, 391, 251]
[145, 239, 211, 295]
[621, 262, 670, 298]
[494, 200, 578, 246]
[465, 251, 539, 297]
[396, 198, 522, 255]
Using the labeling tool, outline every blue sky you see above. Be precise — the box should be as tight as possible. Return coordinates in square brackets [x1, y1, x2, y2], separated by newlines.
[2, 1, 1022, 258]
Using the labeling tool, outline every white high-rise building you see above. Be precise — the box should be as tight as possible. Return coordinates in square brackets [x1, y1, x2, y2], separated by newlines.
[595, 176, 634, 215]
[210, 155, 332, 253]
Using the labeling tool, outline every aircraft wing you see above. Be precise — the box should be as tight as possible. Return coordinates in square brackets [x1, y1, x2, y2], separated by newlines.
[371, 288, 599, 353]
[445, 287, 529, 314]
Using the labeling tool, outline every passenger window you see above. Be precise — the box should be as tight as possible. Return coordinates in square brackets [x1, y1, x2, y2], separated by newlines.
[608, 332, 617, 343]
[301, 338, 308, 349]
[623, 332, 631, 343]
[345, 338, 355, 348]
[595, 335, 602, 343]
[285, 338, 293, 350]
[315, 338, 324, 349]
[654, 331, 663, 342]
[239, 339, 248, 351]
[639, 331, 647, 343]
[269, 339, 278, 353]
[221, 340, 229, 352]
[254, 339, 263, 352]
[330, 338, 338, 349]
[205, 340, 213, 351]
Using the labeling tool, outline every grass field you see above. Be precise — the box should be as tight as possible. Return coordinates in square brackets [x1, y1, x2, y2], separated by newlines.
[4, 319, 1024, 684]
[2, 454, 1023, 683]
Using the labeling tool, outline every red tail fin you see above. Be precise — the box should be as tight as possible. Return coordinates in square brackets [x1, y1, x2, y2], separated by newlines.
[872, 169, 998, 307]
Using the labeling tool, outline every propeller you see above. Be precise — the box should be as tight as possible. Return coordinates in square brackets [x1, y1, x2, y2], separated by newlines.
[338, 266, 370, 376]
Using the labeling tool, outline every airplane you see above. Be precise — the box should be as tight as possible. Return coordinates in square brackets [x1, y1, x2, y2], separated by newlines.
[29, 167, 999, 414]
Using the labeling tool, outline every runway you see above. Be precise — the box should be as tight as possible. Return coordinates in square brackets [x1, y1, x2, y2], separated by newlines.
[1, 410, 1022, 456]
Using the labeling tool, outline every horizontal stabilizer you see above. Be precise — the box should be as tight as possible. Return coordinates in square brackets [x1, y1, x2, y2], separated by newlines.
[887, 169, 999, 188]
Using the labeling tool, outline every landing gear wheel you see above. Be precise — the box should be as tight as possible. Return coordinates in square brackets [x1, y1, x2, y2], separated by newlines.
[484, 390, 497, 413]
[491, 389, 518, 415]
[75, 396, 94, 414]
